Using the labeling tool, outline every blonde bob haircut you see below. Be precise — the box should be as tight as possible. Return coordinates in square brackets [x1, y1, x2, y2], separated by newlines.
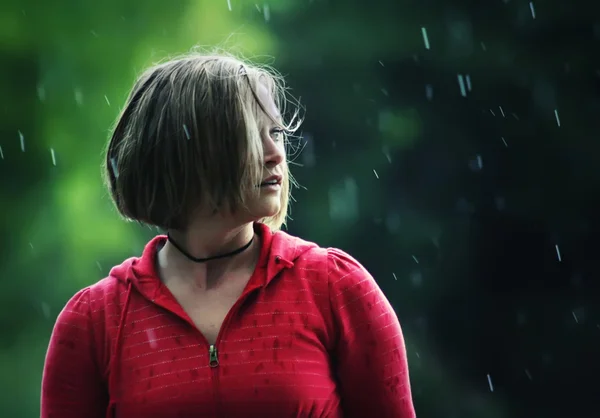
[103, 52, 300, 231]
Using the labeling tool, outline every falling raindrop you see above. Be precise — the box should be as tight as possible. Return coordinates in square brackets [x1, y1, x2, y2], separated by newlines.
[19, 130, 25, 152]
[104, 95, 111, 106]
[183, 124, 191, 139]
[421, 27, 430, 50]
[457, 74, 467, 97]
[571, 307, 585, 323]
[555, 244, 562, 262]
[554, 109, 561, 127]
[227, 0, 232, 11]
[501, 137, 508, 147]
[524, 369, 533, 380]
[465, 75, 472, 91]
[529, 2, 536, 19]
[486, 374, 494, 392]
[469, 154, 483, 171]
[412, 255, 419, 264]
[392, 273, 398, 281]
[498, 106, 505, 117]
[373, 169, 379, 179]
[263, 4, 270, 22]
[50, 148, 57, 166]
[382, 146, 392, 163]
[0, 146, 4, 159]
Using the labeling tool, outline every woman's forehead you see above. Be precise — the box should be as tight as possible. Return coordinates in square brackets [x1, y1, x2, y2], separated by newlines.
[255, 82, 281, 123]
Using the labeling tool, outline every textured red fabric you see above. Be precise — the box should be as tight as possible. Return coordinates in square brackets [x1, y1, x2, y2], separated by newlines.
[41, 223, 415, 418]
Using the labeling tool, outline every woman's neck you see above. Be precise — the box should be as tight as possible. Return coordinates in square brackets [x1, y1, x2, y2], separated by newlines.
[157, 221, 259, 290]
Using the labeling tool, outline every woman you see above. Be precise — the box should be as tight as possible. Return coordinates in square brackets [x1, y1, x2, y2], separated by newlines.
[41, 52, 416, 418]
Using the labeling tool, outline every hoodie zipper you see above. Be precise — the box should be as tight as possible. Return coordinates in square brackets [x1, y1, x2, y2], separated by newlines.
[209, 345, 219, 367]
[207, 282, 263, 418]
[209, 344, 220, 417]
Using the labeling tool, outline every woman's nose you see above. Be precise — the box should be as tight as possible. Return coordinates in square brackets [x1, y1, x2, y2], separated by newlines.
[263, 138, 284, 167]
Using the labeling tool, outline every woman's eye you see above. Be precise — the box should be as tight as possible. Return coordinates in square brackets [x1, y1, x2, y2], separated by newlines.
[271, 129, 284, 141]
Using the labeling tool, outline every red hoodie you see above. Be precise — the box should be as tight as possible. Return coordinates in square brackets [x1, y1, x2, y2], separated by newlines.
[41, 223, 415, 418]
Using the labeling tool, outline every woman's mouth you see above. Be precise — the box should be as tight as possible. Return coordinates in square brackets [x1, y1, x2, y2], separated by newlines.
[258, 175, 282, 190]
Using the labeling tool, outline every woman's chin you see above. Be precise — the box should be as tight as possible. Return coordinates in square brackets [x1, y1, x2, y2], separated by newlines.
[240, 199, 280, 222]
[256, 199, 281, 219]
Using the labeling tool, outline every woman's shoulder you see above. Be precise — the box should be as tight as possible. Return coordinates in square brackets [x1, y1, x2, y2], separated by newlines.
[292, 243, 380, 302]
[273, 229, 372, 288]
[271, 228, 366, 273]
[58, 255, 137, 319]
[280, 243, 387, 325]
[287, 241, 369, 277]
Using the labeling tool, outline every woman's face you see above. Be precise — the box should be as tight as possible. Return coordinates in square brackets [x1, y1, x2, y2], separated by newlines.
[244, 82, 286, 220]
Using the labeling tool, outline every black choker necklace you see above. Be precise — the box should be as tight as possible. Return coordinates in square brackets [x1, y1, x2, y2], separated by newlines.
[166, 234, 254, 263]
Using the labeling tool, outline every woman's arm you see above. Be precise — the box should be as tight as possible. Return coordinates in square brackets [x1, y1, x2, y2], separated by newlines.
[328, 248, 416, 418]
[41, 288, 107, 418]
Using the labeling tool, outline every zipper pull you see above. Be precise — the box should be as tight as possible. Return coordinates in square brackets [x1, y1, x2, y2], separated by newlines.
[209, 344, 219, 368]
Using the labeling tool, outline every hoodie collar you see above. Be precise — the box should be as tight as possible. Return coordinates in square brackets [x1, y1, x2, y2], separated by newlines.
[119, 222, 319, 295]
[254, 222, 319, 285]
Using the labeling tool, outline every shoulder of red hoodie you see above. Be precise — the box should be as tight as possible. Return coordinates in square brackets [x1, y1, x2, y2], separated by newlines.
[47, 225, 415, 416]
[56, 228, 332, 372]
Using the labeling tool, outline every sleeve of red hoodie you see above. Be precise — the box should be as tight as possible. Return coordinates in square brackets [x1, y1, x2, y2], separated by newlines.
[328, 248, 416, 418]
[41, 287, 108, 418]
